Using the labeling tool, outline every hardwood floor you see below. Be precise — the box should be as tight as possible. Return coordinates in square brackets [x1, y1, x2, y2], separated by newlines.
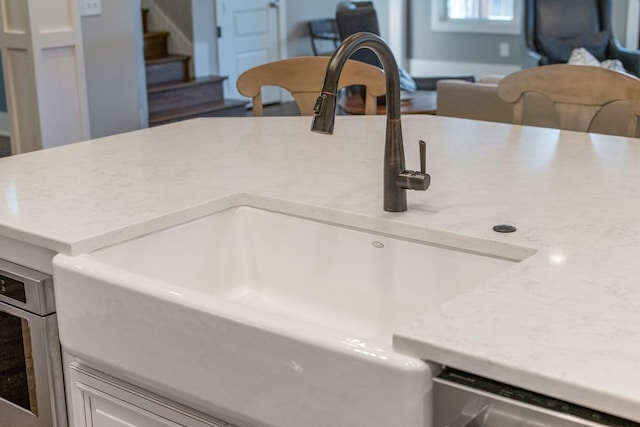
[255, 100, 348, 117]
[256, 101, 302, 116]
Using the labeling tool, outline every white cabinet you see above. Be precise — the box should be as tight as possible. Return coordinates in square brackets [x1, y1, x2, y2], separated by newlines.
[82, 388, 187, 427]
[67, 363, 235, 427]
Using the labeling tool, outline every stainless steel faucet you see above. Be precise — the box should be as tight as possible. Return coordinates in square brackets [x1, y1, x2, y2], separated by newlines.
[311, 32, 430, 212]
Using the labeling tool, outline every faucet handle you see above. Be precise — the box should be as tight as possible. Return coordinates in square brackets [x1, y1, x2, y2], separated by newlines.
[397, 140, 431, 191]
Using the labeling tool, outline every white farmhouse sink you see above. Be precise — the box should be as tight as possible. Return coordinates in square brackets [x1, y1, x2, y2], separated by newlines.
[53, 206, 518, 427]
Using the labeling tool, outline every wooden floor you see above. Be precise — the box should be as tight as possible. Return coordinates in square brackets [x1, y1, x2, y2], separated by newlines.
[256, 100, 348, 116]
[255, 101, 301, 116]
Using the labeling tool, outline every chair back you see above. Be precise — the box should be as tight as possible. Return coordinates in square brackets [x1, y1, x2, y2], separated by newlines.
[497, 64, 640, 137]
[335, 2, 381, 68]
[530, 0, 602, 40]
[236, 56, 386, 116]
[336, 2, 379, 36]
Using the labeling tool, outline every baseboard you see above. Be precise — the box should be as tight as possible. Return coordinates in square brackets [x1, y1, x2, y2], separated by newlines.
[409, 59, 521, 80]
[0, 112, 10, 137]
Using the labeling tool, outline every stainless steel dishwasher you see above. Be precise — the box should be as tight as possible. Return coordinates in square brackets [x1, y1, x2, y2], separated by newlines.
[0, 258, 66, 427]
[435, 368, 639, 427]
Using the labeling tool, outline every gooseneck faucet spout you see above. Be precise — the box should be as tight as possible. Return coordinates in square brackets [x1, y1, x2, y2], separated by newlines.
[311, 32, 430, 212]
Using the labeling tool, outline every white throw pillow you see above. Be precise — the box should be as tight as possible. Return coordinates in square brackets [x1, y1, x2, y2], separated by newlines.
[600, 59, 626, 73]
[568, 47, 627, 73]
[568, 47, 600, 66]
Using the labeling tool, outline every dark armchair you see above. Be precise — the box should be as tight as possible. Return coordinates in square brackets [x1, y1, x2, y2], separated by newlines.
[524, 0, 640, 75]
[335, 1, 417, 93]
[335, 2, 383, 69]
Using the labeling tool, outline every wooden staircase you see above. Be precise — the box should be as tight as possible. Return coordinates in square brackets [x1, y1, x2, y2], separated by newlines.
[142, 9, 247, 126]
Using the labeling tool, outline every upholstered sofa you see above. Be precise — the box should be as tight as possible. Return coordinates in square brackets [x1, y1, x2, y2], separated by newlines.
[436, 77, 512, 124]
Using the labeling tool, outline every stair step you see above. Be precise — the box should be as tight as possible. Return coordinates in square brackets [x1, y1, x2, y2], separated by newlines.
[144, 31, 170, 60]
[147, 76, 227, 114]
[146, 54, 191, 85]
[149, 99, 249, 126]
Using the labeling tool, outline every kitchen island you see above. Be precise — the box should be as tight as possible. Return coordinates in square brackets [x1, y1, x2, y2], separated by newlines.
[0, 115, 638, 423]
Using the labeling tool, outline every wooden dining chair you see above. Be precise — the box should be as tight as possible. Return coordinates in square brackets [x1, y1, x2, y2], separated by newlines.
[497, 64, 640, 137]
[236, 56, 386, 116]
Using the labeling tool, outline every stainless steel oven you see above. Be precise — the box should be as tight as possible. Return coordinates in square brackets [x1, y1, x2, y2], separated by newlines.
[0, 258, 66, 427]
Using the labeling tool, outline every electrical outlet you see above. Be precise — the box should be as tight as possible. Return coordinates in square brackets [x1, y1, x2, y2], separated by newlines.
[80, 0, 102, 16]
[499, 42, 510, 57]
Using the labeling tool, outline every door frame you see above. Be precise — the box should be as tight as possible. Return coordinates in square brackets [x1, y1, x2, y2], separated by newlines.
[276, 0, 288, 60]
[275, 0, 288, 102]
[627, 0, 639, 49]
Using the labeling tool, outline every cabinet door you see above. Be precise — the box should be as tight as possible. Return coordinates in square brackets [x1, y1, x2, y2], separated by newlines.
[84, 387, 184, 427]
[68, 363, 230, 427]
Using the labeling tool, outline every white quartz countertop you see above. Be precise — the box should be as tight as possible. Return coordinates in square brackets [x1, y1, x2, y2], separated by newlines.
[1, 116, 639, 422]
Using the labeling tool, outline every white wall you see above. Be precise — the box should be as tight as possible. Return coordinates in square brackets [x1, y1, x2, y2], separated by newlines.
[192, 0, 217, 78]
[82, 0, 148, 138]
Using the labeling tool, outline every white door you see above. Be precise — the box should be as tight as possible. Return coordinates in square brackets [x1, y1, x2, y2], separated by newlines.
[216, 0, 283, 103]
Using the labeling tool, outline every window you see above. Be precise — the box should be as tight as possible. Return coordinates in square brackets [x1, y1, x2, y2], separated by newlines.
[447, 0, 514, 20]
[432, 0, 521, 34]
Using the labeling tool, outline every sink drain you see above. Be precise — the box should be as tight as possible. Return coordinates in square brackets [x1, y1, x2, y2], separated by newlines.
[493, 224, 517, 233]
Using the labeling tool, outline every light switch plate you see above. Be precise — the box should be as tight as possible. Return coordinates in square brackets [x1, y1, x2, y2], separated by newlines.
[499, 42, 510, 57]
[80, 0, 102, 16]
